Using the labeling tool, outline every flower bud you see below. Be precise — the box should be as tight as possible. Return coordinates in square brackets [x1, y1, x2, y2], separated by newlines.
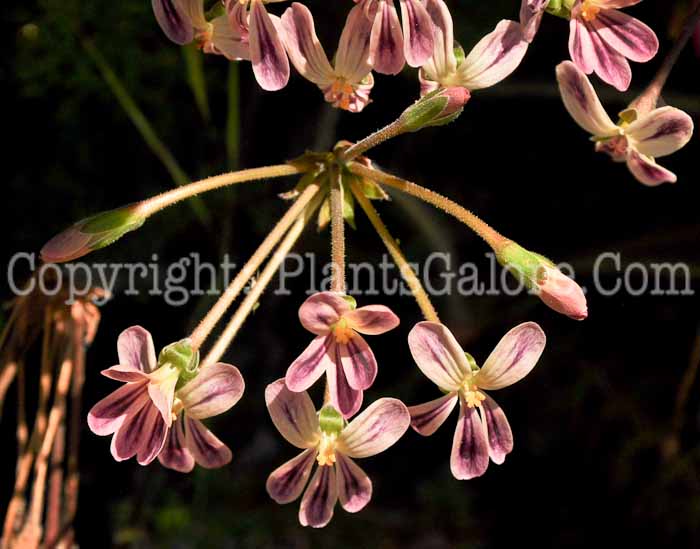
[497, 242, 588, 320]
[399, 87, 471, 132]
[41, 204, 146, 263]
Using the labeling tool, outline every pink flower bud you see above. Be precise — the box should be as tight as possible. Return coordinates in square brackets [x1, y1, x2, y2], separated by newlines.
[536, 265, 588, 321]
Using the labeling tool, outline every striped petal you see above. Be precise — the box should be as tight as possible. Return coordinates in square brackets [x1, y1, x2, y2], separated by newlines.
[476, 322, 546, 390]
[136, 406, 169, 465]
[185, 416, 232, 469]
[519, 0, 548, 43]
[407, 322, 469, 392]
[298, 292, 350, 335]
[266, 448, 317, 504]
[152, 0, 194, 45]
[249, 1, 290, 91]
[450, 401, 489, 480]
[556, 60, 618, 136]
[335, 453, 372, 513]
[399, 0, 434, 67]
[625, 149, 677, 186]
[299, 464, 337, 528]
[408, 392, 458, 436]
[369, 0, 405, 75]
[285, 336, 333, 392]
[458, 20, 529, 91]
[480, 394, 513, 465]
[344, 304, 399, 335]
[327, 358, 363, 419]
[205, 15, 250, 61]
[593, 0, 642, 7]
[158, 417, 195, 473]
[569, 18, 596, 74]
[266, 378, 320, 449]
[87, 380, 148, 436]
[588, 21, 632, 91]
[177, 362, 244, 420]
[111, 402, 165, 464]
[626, 107, 694, 158]
[335, 4, 373, 82]
[280, 3, 334, 86]
[100, 364, 148, 383]
[339, 398, 410, 458]
[339, 335, 377, 391]
[422, 0, 457, 81]
[117, 326, 157, 373]
[593, 9, 658, 63]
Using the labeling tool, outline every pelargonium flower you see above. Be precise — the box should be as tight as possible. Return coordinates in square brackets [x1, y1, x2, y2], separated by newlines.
[419, 0, 529, 95]
[88, 326, 183, 465]
[355, 0, 434, 75]
[285, 292, 399, 418]
[265, 379, 410, 527]
[567, 0, 658, 91]
[158, 362, 244, 472]
[281, 3, 374, 112]
[407, 321, 545, 479]
[519, 0, 550, 43]
[152, 0, 249, 60]
[557, 60, 694, 186]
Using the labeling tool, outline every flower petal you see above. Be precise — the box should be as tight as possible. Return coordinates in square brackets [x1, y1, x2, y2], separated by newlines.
[111, 402, 159, 462]
[286, 335, 333, 392]
[152, 0, 194, 45]
[249, 1, 290, 91]
[335, 453, 372, 513]
[339, 335, 377, 391]
[625, 148, 677, 186]
[422, 0, 457, 81]
[480, 394, 513, 465]
[298, 292, 350, 335]
[280, 2, 334, 85]
[369, 0, 405, 75]
[185, 416, 232, 468]
[345, 304, 399, 335]
[626, 107, 694, 158]
[158, 417, 195, 472]
[458, 20, 529, 91]
[593, 9, 658, 63]
[177, 362, 245, 419]
[408, 392, 458, 436]
[117, 326, 157, 373]
[100, 364, 148, 383]
[327, 357, 364, 419]
[450, 401, 489, 480]
[266, 448, 317, 504]
[266, 378, 320, 449]
[407, 322, 469, 392]
[476, 322, 546, 390]
[399, 0, 434, 67]
[205, 15, 250, 61]
[519, 0, 548, 43]
[555, 60, 618, 136]
[298, 464, 338, 528]
[147, 365, 179, 427]
[335, 4, 373, 82]
[569, 18, 596, 74]
[339, 398, 410, 458]
[87, 381, 148, 436]
[135, 405, 168, 465]
[588, 22, 632, 91]
[593, 0, 642, 7]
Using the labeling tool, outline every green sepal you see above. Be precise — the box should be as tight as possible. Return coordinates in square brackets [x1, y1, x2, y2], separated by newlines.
[158, 338, 200, 389]
[400, 91, 450, 133]
[546, 0, 572, 19]
[464, 352, 479, 373]
[342, 294, 357, 309]
[319, 405, 345, 435]
[496, 242, 553, 290]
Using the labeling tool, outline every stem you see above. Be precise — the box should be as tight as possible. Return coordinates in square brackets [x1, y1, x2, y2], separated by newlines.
[190, 182, 321, 350]
[201, 193, 324, 367]
[46, 423, 66, 544]
[138, 164, 301, 218]
[341, 119, 406, 161]
[350, 181, 440, 323]
[349, 163, 508, 252]
[330, 168, 346, 293]
[632, 0, 700, 113]
[0, 360, 18, 420]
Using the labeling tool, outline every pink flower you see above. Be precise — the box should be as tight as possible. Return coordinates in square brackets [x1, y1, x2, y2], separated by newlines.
[281, 3, 374, 112]
[557, 60, 694, 186]
[265, 379, 410, 527]
[568, 0, 658, 91]
[285, 292, 399, 418]
[355, 0, 434, 75]
[420, 0, 529, 95]
[158, 362, 245, 472]
[519, 0, 549, 43]
[407, 322, 545, 480]
[88, 326, 181, 465]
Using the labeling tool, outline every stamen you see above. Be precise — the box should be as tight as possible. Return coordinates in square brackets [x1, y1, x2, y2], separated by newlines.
[316, 433, 337, 466]
[461, 380, 486, 408]
[581, 1, 600, 22]
[332, 318, 355, 345]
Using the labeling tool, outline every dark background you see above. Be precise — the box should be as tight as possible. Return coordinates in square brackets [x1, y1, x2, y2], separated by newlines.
[3, 0, 700, 547]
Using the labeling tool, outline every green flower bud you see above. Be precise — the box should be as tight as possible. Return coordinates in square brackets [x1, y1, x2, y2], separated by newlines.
[41, 203, 146, 263]
[399, 87, 471, 132]
[158, 338, 200, 388]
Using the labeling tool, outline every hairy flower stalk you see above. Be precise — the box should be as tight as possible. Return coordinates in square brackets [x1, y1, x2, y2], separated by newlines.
[41, 164, 301, 263]
[330, 169, 346, 294]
